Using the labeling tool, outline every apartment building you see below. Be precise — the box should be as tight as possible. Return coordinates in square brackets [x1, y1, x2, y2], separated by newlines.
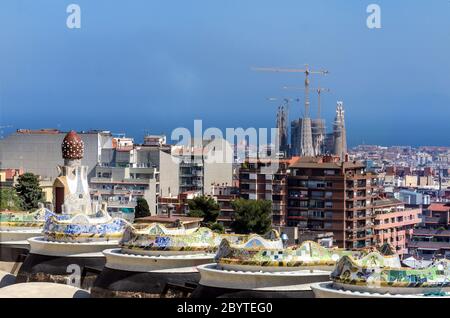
[372, 198, 421, 255]
[90, 138, 160, 215]
[208, 183, 239, 228]
[0, 129, 113, 179]
[239, 157, 297, 226]
[0, 168, 22, 188]
[286, 155, 382, 249]
[408, 229, 450, 259]
[157, 191, 200, 217]
[420, 203, 450, 228]
[159, 138, 233, 197]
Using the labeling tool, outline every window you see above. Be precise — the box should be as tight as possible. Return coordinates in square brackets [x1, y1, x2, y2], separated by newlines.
[288, 190, 300, 198]
[309, 200, 324, 208]
[309, 210, 324, 218]
[308, 180, 326, 188]
[300, 201, 309, 207]
[311, 191, 324, 198]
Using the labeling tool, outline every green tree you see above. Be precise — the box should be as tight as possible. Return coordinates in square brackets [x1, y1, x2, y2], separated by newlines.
[187, 196, 223, 232]
[230, 199, 272, 234]
[14, 173, 44, 211]
[187, 196, 220, 223]
[0, 187, 23, 211]
[209, 222, 225, 234]
[134, 197, 150, 218]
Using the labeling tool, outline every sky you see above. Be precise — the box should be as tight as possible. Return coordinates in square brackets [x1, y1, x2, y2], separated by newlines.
[0, 0, 449, 147]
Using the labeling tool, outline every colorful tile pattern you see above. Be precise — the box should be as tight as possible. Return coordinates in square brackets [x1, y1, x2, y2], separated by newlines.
[331, 255, 450, 289]
[0, 208, 64, 229]
[43, 211, 130, 243]
[120, 224, 282, 254]
[215, 240, 399, 270]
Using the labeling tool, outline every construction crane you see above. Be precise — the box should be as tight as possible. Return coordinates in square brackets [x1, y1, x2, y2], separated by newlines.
[253, 65, 328, 157]
[283, 86, 330, 119]
[252, 65, 328, 118]
[266, 97, 300, 110]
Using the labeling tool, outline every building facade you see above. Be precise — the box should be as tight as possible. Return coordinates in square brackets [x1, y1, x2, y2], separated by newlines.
[0, 129, 113, 179]
[159, 138, 233, 197]
[239, 158, 297, 226]
[286, 156, 422, 252]
[372, 199, 421, 254]
[90, 140, 161, 215]
[286, 156, 380, 249]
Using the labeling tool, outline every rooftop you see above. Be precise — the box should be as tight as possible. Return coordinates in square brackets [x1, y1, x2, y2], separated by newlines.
[427, 203, 450, 212]
[243, 156, 300, 165]
[413, 229, 450, 237]
[134, 215, 203, 225]
[289, 156, 365, 170]
[15, 129, 112, 135]
[408, 241, 450, 250]
[372, 198, 404, 207]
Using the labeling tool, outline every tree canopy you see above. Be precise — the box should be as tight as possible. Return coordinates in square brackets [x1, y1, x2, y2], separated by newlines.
[14, 173, 44, 211]
[134, 197, 150, 218]
[0, 187, 23, 211]
[187, 195, 223, 232]
[230, 199, 272, 234]
[187, 196, 220, 223]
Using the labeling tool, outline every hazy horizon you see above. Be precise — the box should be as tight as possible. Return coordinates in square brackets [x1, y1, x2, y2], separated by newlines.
[1, 1, 449, 147]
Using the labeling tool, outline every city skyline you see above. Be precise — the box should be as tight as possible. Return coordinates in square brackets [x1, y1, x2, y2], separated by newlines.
[1, 1, 450, 147]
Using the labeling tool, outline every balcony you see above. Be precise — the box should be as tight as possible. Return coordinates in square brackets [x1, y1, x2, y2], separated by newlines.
[423, 216, 445, 224]
[106, 201, 137, 208]
[407, 241, 450, 251]
[91, 177, 113, 183]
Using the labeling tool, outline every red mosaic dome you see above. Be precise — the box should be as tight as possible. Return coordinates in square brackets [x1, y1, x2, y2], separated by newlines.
[62, 130, 84, 160]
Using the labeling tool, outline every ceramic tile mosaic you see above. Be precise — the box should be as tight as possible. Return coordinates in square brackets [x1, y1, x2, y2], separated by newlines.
[331, 255, 450, 289]
[120, 224, 282, 254]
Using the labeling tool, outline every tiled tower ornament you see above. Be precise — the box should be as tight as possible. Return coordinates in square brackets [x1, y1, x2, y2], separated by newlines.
[62, 130, 84, 160]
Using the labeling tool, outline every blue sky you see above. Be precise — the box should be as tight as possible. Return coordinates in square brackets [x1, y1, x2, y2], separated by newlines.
[0, 0, 449, 146]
